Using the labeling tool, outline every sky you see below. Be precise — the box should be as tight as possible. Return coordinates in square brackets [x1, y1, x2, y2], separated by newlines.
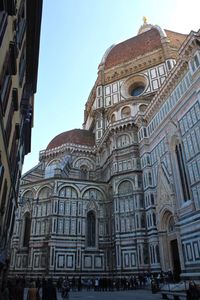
[23, 0, 200, 173]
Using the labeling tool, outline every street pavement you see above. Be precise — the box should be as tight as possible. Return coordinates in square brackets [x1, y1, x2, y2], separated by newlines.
[56, 289, 161, 300]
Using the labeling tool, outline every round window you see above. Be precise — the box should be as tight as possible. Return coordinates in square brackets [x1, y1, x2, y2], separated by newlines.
[131, 85, 145, 96]
[120, 75, 148, 99]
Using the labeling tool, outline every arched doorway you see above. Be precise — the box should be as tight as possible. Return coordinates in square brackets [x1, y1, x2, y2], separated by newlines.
[159, 210, 181, 282]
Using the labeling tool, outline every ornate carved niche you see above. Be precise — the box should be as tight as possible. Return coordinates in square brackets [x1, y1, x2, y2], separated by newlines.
[156, 162, 175, 215]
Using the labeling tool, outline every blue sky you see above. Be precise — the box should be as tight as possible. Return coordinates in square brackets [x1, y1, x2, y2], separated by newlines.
[23, 0, 200, 173]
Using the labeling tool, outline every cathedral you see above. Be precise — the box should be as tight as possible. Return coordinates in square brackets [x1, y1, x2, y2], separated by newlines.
[9, 20, 200, 281]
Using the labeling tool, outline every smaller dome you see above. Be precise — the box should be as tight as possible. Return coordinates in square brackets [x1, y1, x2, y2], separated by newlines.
[46, 129, 95, 150]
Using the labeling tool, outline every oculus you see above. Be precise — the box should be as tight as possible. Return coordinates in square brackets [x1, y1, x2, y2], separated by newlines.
[121, 74, 148, 99]
[130, 84, 145, 96]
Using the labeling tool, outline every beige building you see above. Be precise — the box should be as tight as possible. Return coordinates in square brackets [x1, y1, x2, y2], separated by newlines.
[10, 20, 200, 281]
[0, 0, 42, 283]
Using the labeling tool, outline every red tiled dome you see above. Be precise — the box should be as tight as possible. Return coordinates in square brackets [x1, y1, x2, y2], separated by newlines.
[46, 129, 95, 150]
[103, 28, 187, 70]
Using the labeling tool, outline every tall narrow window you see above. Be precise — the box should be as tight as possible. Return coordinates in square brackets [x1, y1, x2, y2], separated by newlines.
[156, 245, 160, 263]
[151, 194, 154, 205]
[148, 172, 152, 185]
[175, 144, 190, 200]
[80, 165, 88, 180]
[153, 212, 156, 226]
[23, 213, 31, 247]
[121, 106, 131, 119]
[0, 179, 7, 215]
[0, 156, 4, 191]
[141, 213, 146, 228]
[87, 211, 96, 247]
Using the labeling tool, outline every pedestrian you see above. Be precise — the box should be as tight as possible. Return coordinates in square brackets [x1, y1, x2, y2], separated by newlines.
[16, 279, 24, 300]
[61, 278, 70, 299]
[1, 282, 9, 300]
[42, 278, 57, 300]
[94, 278, 99, 291]
[78, 276, 82, 291]
[71, 276, 76, 291]
[187, 281, 200, 300]
[27, 281, 40, 300]
[36, 277, 41, 289]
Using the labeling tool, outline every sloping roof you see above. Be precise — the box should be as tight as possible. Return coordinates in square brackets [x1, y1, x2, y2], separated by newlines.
[46, 129, 95, 150]
[103, 28, 187, 70]
[165, 29, 187, 49]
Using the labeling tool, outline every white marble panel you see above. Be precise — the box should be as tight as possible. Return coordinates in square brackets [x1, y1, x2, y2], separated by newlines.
[150, 68, 157, 78]
[158, 65, 165, 76]
[112, 93, 118, 103]
[105, 96, 111, 106]
[152, 79, 158, 90]
[105, 86, 111, 95]
[112, 83, 118, 92]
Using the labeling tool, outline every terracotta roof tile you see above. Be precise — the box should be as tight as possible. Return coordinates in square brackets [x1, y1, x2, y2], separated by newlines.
[104, 28, 187, 70]
[46, 129, 95, 150]
[164, 29, 187, 49]
[104, 28, 162, 70]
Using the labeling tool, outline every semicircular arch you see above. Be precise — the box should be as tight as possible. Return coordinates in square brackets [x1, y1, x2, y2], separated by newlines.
[37, 185, 52, 199]
[121, 106, 131, 119]
[81, 187, 106, 201]
[21, 189, 35, 200]
[58, 185, 79, 198]
[46, 158, 61, 167]
[73, 157, 95, 170]
[158, 207, 174, 231]
[117, 179, 134, 195]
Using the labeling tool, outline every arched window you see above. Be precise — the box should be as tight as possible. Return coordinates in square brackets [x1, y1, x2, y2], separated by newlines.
[121, 106, 131, 119]
[80, 165, 88, 180]
[136, 214, 139, 228]
[141, 213, 146, 228]
[118, 180, 133, 195]
[111, 114, 116, 122]
[175, 143, 190, 201]
[23, 190, 34, 201]
[45, 160, 60, 178]
[143, 243, 149, 264]
[87, 211, 96, 247]
[156, 245, 160, 263]
[59, 186, 78, 198]
[148, 172, 152, 185]
[23, 212, 31, 247]
[140, 196, 144, 208]
[151, 194, 154, 205]
[38, 187, 51, 199]
[153, 212, 156, 226]
[168, 216, 175, 232]
[83, 189, 104, 200]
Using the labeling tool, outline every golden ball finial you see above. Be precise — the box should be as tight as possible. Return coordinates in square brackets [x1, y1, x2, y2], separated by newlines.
[143, 16, 148, 24]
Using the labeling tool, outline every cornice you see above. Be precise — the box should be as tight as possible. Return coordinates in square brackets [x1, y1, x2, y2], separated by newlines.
[144, 30, 200, 123]
[97, 117, 137, 150]
[39, 143, 96, 161]
[144, 60, 188, 122]
[103, 49, 169, 85]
